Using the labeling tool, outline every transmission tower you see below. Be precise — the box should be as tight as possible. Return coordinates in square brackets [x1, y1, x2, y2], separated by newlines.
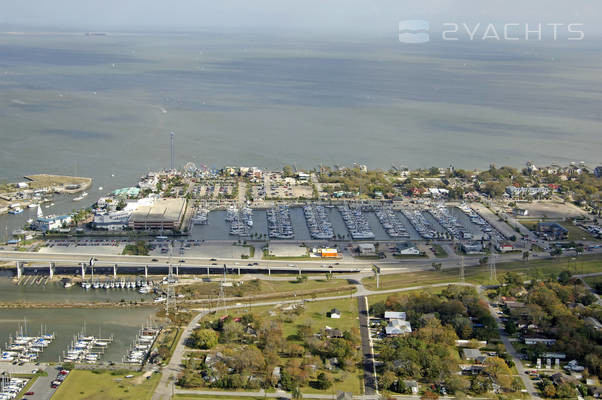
[170, 131, 175, 171]
[165, 264, 176, 314]
[217, 264, 227, 310]
[489, 243, 497, 282]
[459, 255, 465, 282]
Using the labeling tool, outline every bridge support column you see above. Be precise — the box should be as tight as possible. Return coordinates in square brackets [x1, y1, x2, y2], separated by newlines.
[49, 262, 55, 279]
[238, 267, 240, 276]
[81, 263, 86, 280]
[206, 266, 209, 276]
[113, 264, 117, 279]
[16, 261, 22, 279]
[144, 265, 148, 279]
[268, 267, 271, 276]
[298, 267, 302, 275]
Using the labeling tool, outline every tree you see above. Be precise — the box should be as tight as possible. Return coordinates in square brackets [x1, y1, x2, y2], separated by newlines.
[315, 372, 333, 389]
[282, 165, 294, 177]
[379, 370, 397, 391]
[558, 270, 572, 284]
[556, 382, 575, 398]
[484, 357, 513, 390]
[191, 328, 219, 349]
[542, 383, 556, 398]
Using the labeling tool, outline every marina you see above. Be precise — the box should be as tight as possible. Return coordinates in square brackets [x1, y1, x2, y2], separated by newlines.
[401, 206, 437, 239]
[267, 205, 294, 239]
[337, 204, 375, 239]
[62, 324, 114, 364]
[303, 204, 334, 239]
[0, 307, 158, 363]
[124, 324, 160, 365]
[373, 205, 410, 239]
[1, 321, 55, 363]
[226, 206, 253, 236]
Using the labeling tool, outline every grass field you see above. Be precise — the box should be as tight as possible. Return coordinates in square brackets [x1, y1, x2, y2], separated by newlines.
[363, 254, 602, 290]
[178, 277, 353, 301]
[519, 220, 598, 242]
[52, 370, 160, 400]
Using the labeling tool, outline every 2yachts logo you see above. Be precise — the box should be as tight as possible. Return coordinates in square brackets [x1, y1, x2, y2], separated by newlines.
[399, 21, 585, 43]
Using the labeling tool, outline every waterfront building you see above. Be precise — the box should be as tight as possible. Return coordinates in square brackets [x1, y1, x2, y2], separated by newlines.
[129, 198, 186, 230]
[37, 215, 72, 232]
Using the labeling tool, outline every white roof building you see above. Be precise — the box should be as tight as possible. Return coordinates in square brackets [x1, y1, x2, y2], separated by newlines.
[385, 319, 412, 336]
[384, 311, 406, 320]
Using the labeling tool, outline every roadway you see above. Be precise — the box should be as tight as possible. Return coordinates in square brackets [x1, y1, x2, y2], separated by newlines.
[0, 247, 551, 276]
[357, 296, 377, 396]
[22, 366, 59, 400]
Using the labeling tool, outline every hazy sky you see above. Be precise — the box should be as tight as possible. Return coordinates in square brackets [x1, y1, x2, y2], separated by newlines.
[2, 0, 601, 35]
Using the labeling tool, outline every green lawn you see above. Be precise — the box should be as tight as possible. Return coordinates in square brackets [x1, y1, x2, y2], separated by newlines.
[52, 370, 161, 400]
[363, 254, 602, 290]
[280, 296, 359, 339]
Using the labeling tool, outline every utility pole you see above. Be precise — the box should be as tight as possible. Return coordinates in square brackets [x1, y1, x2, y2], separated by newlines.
[166, 264, 176, 315]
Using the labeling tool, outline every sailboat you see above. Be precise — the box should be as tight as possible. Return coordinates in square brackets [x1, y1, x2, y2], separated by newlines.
[37, 205, 44, 219]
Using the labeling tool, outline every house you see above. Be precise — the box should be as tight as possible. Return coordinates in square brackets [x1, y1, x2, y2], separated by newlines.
[272, 366, 281, 381]
[552, 372, 578, 386]
[396, 243, 421, 255]
[325, 328, 343, 338]
[404, 380, 419, 394]
[358, 243, 376, 255]
[463, 348, 488, 363]
[524, 337, 556, 346]
[329, 308, 341, 319]
[536, 222, 568, 240]
[505, 186, 550, 198]
[384, 311, 406, 320]
[496, 242, 514, 253]
[565, 360, 585, 372]
[462, 242, 483, 254]
[463, 348, 483, 361]
[385, 319, 412, 336]
[513, 208, 529, 216]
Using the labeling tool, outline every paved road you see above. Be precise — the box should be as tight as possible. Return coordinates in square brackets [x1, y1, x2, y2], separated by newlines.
[486, 302, 540, 399]
[357, 296, 377, 396]
[152, 310, 209, 400]
[24, 366, 59, 400]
